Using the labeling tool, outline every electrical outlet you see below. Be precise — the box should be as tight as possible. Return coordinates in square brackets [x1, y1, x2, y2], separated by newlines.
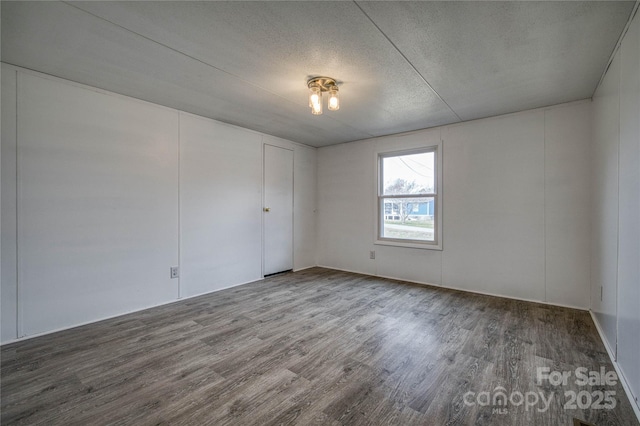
[369, 251, 375, 259]
[170, 266, 179, 279]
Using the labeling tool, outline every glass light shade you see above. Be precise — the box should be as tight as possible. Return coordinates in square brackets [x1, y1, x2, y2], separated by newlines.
[328, 86, 340, 111]
[308, 89, 316, 107]
[309, 87, 322, 115]
[311, 100, 322, 115]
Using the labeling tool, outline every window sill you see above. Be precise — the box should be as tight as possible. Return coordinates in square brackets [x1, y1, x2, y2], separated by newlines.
[374, 239, 442, 251]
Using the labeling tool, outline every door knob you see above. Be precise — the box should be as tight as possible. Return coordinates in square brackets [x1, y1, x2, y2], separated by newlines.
[264, 207, 270, 212]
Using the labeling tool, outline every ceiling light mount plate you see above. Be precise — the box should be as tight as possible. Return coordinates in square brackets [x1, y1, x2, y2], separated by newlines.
[307, 76, 337, 92]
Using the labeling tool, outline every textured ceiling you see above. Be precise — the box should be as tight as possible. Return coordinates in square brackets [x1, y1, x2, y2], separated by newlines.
[1, 1, 635, 147]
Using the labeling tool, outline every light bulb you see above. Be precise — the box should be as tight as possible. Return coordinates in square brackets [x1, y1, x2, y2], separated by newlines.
[309, 92, 319, 107]
[309, 86, 322, 115]
[311, 100, 322, 115]
[328, 86, 339, 111]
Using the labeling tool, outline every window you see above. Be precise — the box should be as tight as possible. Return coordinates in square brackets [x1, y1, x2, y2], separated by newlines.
[377, 146, 441, 249]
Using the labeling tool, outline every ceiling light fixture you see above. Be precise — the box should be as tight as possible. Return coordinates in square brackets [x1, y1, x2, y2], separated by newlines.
[307, 77, 339, 115]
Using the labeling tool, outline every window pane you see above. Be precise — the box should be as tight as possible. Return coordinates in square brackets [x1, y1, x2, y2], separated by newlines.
[382, 152, 435, 195]
[381, 197, 435, 241]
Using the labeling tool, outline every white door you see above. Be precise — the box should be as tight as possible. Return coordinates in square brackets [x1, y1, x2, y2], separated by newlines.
[263, 144, 293, 275]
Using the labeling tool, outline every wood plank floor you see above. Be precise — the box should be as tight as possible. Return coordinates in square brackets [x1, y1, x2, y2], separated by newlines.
[1, 267, 638, 425]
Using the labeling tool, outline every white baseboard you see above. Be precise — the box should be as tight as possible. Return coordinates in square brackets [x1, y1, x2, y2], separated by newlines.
[292, 265, 317, 272]
[316, 264, 444, 289]
[441, 282, 588, 311]
[1, 276, 264, 346]
[317, 265, 588, 311]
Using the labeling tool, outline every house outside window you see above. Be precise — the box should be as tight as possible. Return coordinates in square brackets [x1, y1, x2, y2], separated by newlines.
[377, 144, 442, 250]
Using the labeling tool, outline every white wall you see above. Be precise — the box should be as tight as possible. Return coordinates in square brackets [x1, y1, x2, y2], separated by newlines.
[317, 100, 592, 309]
[179, 113, 263, 298]
[616, 10, 640, 410]
[591, 9, 640, 413]
[0, 65, 316, 342]
[591, 53, 620, 350]
[544, 103, 592, 308]
[443, 111, 546, 302]
[292, 141, 318, 271]
[1, 65, 18, 342]
[16, 72, 180, 337]
[4, 69, 183, 337]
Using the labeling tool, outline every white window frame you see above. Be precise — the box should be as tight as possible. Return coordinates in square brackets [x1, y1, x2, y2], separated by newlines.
[375, 143, 443, 250]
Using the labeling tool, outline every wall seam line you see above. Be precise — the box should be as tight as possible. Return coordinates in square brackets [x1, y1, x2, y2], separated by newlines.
[543, 111, 547, 303]
[594, 1, 640, 94]
[353, 1, 462, 123]
[177, 112, 182, 299]
[14, 69, 20, 339]
[614, 50, 622, 361]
